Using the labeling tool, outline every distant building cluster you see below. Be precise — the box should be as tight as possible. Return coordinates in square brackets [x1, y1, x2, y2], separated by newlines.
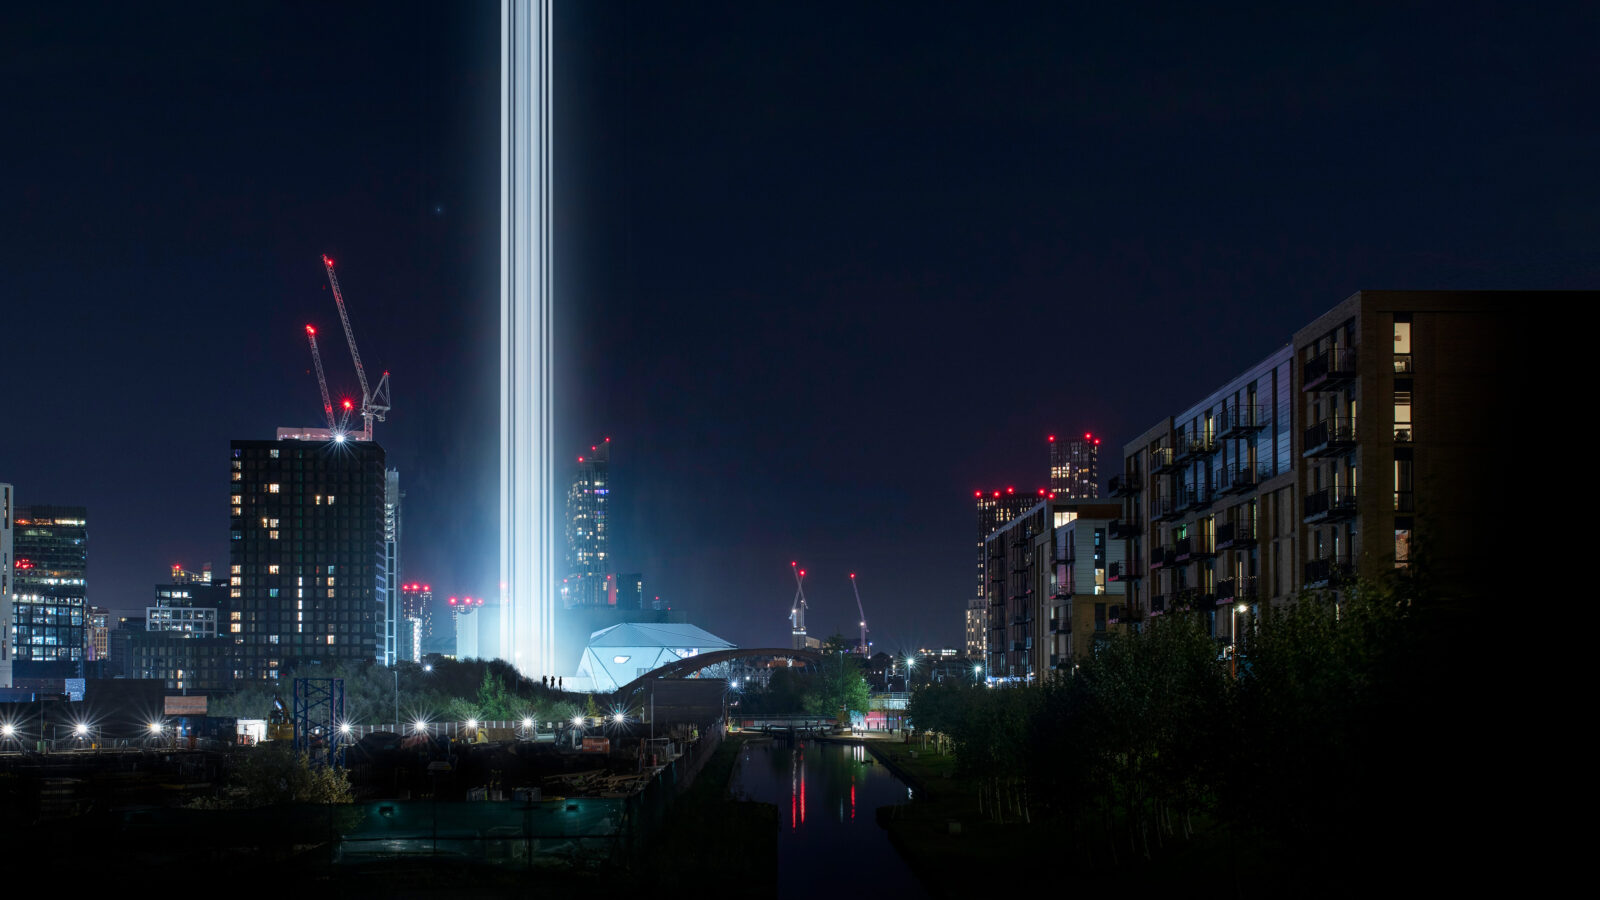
[967, 290, 1538, 684]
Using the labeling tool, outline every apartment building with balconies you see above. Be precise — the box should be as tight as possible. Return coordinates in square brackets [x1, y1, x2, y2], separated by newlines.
[1292, 291, 1550, 599]
[985, 496, 1120, 682]
[1050, 509, 1124, 673]
[1112, 346, 1297, 647]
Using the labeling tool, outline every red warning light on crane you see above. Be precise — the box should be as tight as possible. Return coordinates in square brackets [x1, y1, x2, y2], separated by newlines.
[306, 325, 316, 335]
[342, 399, 353, 409]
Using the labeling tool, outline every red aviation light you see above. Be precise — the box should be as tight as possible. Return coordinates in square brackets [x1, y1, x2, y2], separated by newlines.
[1006, 487, 1014, 494]
[342, 398, 353, 409]
[850, 573, 856, 579]
[1094, 439, 1101, 445]
[1048, 492, 1057, 499]
[305, 324, 316, 335]
[476, 597, 484, 606]
[423, 584, 430, 592]
[448, 597, 458, 605]
[1084, 433, 1092, 439]
[1048, 434, 1055, 442]
[992, 492, 1000, 498]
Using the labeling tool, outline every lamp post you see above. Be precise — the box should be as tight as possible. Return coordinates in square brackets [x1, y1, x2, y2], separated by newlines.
[1231, 603, 1248, 679]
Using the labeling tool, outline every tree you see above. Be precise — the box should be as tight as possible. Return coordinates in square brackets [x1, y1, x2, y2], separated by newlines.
[805, 634, 871, 717]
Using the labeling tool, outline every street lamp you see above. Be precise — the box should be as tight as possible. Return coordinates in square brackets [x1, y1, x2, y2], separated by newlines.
[1230, 603, 1249, 679]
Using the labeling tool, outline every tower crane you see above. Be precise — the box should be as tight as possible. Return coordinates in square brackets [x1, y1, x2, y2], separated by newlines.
[320, 255, 391, 441]
[789, 561, 809, 647]
[849, 572, 870, 656]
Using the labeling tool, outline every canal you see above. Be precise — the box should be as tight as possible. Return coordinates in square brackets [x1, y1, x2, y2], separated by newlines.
[731, 738, 928, 897]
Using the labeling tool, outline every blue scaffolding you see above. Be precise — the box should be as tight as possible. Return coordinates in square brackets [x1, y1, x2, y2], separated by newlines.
[292, 677, 347, 767]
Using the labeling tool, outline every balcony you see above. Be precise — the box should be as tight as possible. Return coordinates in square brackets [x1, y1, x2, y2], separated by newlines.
[1220, 463, 1270, 495]
[1215, 518, 1256, 550]
[1215, 575, 1258, 605]
[1151, 446, 1180, 474]
[1302, 417, 1357, 457]
[1109, 473, 1142, 496]
[1049, 618, 1071, 635]
[1179, 483, 1213, 512]
[1303, 557, 1355, 588]
[1149, 546, 1174, 570]
[1107, 560, 1129, 582]
[1221, 404, 1268, 436]
[1109, 518, 1142, 540]
[1302, 347, 1358, 392]
[1175, 587, 1214, 609]
[1149, 594, 1167, 615]
[1151, 496, 1181, 522]
[1010, 641, 1026, 653]
[1179, 434, 1218, 461]
[1108, 603, 1142, 625]
[1303, 485, 1358, 523]
[1174, 534, 1215, 561]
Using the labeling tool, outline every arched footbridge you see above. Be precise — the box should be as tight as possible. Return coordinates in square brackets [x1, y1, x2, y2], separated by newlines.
[609, 647, 826, 699]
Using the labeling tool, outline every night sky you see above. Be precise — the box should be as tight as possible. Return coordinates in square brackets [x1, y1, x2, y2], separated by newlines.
[3, 2, 1594, 651]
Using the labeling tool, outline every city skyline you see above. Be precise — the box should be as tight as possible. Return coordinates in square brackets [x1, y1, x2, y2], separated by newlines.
[3, 2, 1594, 651]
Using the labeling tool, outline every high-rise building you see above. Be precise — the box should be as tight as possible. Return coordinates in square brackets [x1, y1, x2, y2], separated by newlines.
[229, 439, 387, 681]
[401, 582, 433, 662]
[10, 505, 88, 685]
[0, 484, 12, 688]
[1049, 434, 1101, 499]
[563, 438, 610, 607]
[381, 468, 401, 666]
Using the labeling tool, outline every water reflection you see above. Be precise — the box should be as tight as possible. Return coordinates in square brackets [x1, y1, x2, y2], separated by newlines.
[734, 739, 927, 897]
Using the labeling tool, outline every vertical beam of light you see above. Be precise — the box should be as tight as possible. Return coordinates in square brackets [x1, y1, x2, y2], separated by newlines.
[500, 0, 554, 678]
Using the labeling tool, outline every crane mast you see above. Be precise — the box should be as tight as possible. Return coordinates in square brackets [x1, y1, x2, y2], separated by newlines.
[320, 255, 391, 441]
[849, 572, 869, 655]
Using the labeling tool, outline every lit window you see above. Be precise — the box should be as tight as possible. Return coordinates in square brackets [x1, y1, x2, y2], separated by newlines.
[327, 635, 336, 645]
[270, 449, 279, 458]
[268, 530, 279, 540]
[230, 576, 241, 586]
[327, 589, 336, 598]
[232, 473, 242, 482]
[268, 484, 281, 494]
[231, 565, 241, 575]
[230, 589, 242, 598]
[327, 495, 336, 505]
[230, 624, 242, 633]
[268, 565, 280, 575]
[230, 495, 241, 505]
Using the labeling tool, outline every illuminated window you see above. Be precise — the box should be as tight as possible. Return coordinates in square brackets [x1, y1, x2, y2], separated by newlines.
[232, 472, 242, 482]
[268, 530, 279, 540]
[327, 589, 336, 598]
[270, 449, 280, 458]
[230, 589, 242, 598]
[231, 565, 242, 575]
[268, 484, 281, 494]
[327, 635, 336, 645]
[327, 495, 336, 505]
[230, 624, 242, 633]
